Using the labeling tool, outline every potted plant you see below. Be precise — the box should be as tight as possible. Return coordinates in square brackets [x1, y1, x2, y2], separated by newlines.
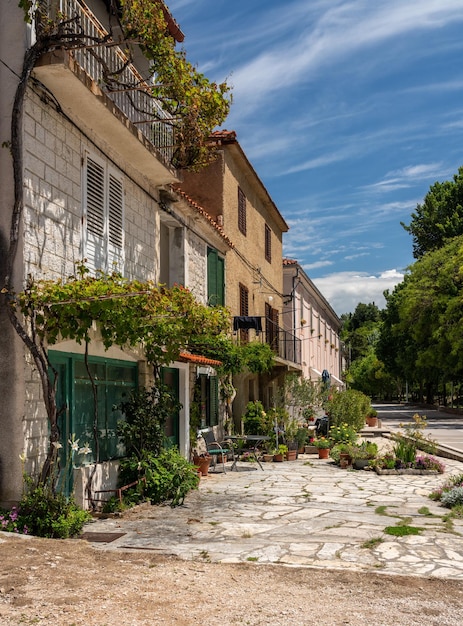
[366, 408, 378, 428]
[274, 444, 288, 462]
[348, 441, 378, 469]
[295, 427, 308, 454]
[193, 452, 212, 476]
[312, 436, 331, 459]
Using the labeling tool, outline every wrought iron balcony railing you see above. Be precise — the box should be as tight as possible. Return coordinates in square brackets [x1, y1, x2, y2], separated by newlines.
[234, 316, 301, 366]
[42, 0, 175, 167]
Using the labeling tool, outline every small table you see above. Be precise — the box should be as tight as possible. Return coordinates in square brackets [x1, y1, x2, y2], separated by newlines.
[225, 435, 270, 471]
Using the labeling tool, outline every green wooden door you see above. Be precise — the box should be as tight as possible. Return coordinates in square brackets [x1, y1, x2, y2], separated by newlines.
[161, 367, 180, 447]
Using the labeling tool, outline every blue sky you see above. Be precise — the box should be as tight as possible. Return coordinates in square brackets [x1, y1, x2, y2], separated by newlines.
[168, 0, 463, 316]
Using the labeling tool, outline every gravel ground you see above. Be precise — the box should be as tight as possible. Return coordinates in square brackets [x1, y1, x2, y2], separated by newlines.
[1, 531, 463, 625]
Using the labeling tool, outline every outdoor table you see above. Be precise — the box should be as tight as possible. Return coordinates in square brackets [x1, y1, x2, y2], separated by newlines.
[225, 435, 270, 471]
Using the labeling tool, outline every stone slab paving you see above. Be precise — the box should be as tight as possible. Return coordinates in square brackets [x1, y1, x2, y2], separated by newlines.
[86, 454, 463, 579]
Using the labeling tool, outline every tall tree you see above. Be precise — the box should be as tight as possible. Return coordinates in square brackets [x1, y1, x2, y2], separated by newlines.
[401, 166, 463, 259]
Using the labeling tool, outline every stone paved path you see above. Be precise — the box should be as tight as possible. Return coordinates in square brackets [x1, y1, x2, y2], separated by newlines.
[86, 452, 463, 579]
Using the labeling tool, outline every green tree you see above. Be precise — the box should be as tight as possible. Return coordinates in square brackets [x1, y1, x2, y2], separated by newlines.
[401, 166, 463, 259]
[341, 302, 381, 363]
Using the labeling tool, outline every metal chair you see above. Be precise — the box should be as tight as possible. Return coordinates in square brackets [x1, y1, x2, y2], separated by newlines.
[200, 430, 235, 473]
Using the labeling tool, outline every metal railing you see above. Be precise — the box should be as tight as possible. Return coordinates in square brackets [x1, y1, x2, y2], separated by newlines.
[44, 0, 175, 166]
[234, 317, 301, 366]
[264, 316, 301, 365]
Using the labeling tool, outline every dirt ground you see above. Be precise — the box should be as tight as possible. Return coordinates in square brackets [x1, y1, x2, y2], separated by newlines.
[1, 531, 463, 625]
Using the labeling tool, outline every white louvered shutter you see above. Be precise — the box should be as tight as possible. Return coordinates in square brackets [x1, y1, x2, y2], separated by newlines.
[85, 156, 106, 272]
[107, 171, 124, 273]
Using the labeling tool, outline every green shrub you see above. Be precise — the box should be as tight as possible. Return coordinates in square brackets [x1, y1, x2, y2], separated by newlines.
[393, 438, 416, 464]
[119, 448, 200, 507]
[441, 487, 463, 508]
[325, 389, 370, 432]
[15, 477, 90, 538]
[328, 423, 358, 445]
[116, 385, 181, 459]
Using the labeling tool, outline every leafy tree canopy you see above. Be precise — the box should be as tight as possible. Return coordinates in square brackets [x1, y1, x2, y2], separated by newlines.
[14, 266, 231, 367]
[401, 166, 463, 259]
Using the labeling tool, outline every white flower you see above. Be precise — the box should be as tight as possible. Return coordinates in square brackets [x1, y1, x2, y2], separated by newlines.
[78, 443, 92, 456]
[52, 441, 63, 449]
[19, 452, 26, 463]
[68, 437, 79, 452]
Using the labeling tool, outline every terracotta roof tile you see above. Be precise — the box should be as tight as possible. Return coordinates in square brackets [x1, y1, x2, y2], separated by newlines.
[172, 186, 234, 249]
[283, 258, 298, 266]
[179, 352, 222, 366]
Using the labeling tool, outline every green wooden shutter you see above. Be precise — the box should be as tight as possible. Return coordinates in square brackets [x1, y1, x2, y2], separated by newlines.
[208, 375, 219, 427]
[207, 248, 225, 306]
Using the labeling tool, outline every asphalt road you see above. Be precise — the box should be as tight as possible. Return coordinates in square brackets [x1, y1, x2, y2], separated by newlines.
[374, 403, 463, 454]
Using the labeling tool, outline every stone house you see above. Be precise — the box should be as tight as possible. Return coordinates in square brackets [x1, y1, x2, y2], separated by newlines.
[282, 258, 343, 389]
[0, 0, 230, 508]
[178, 131, 303, 427]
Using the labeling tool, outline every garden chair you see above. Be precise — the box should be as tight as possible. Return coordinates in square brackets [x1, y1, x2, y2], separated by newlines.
[200, 430, 235, 473]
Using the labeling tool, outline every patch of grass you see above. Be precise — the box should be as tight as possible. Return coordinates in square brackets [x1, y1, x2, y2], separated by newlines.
[242, 530, 252, 538]
[198, 550, 211, 561]
[375, 505, 388, 516]
[449, 504, 463, 519]
[361, 537, 384, 549]
[418, 506, 438, 517]
[246, 556, 259, 562]
[384, 524, 422, 537]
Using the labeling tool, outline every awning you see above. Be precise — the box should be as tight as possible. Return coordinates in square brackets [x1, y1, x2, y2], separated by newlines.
[178, 352, 222, 367]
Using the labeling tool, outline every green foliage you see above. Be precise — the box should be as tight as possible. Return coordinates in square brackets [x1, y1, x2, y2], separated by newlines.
[14, 476, 90, 538]
[15, 268, 231, 368]
[242, 401, 267, 435]
[119, 0, 232, 170]
[119, 449, 200, 507]
[240, 342, 275, 374]
[325, 388, 370, 432]
[117, 385, 180, 460]
[401, 166, 463, 259]
[393, 438, 417, 464]
[312, 437, 331, 449]
[395, 414, 437, 456]
[429, 473, 463, 501]
[328, 423, 358, 445]
[347, 441, 378, 461]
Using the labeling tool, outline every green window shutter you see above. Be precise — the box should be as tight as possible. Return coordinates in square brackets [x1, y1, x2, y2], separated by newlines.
[208, 375, 219, 427]
[207, 247, 225, 306]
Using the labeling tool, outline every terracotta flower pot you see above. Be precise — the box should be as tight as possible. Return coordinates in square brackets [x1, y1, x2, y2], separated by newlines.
[193, 456, 211, 476]
[366, 417, 378, 428]
[318, 448, 330, 459]
[286, 450, 297, 461]
[273, 453, 284, 462]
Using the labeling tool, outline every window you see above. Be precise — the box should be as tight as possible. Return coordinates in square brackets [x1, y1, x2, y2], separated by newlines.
[238, 187, 247, 235]
[265, 302, 279, 353]
[83, 153, 124, 273]
[239, 283, 249, 316]
[207, 247, 225, 306]
[48, 352, 138, 469]
[265, 223, 271, 262]
[239, 283, 249, 342]
[197, 374, 219, 427]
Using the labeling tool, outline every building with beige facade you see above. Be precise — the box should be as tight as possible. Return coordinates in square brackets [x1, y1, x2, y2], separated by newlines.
[179, 131, 303, 425]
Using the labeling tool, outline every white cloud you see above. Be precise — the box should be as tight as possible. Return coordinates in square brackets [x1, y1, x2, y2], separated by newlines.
[311, 269, 405, 316]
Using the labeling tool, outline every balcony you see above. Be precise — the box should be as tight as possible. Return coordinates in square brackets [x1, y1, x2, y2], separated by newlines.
[233, 316, 302, 368]
[33, 0, 177, 184]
